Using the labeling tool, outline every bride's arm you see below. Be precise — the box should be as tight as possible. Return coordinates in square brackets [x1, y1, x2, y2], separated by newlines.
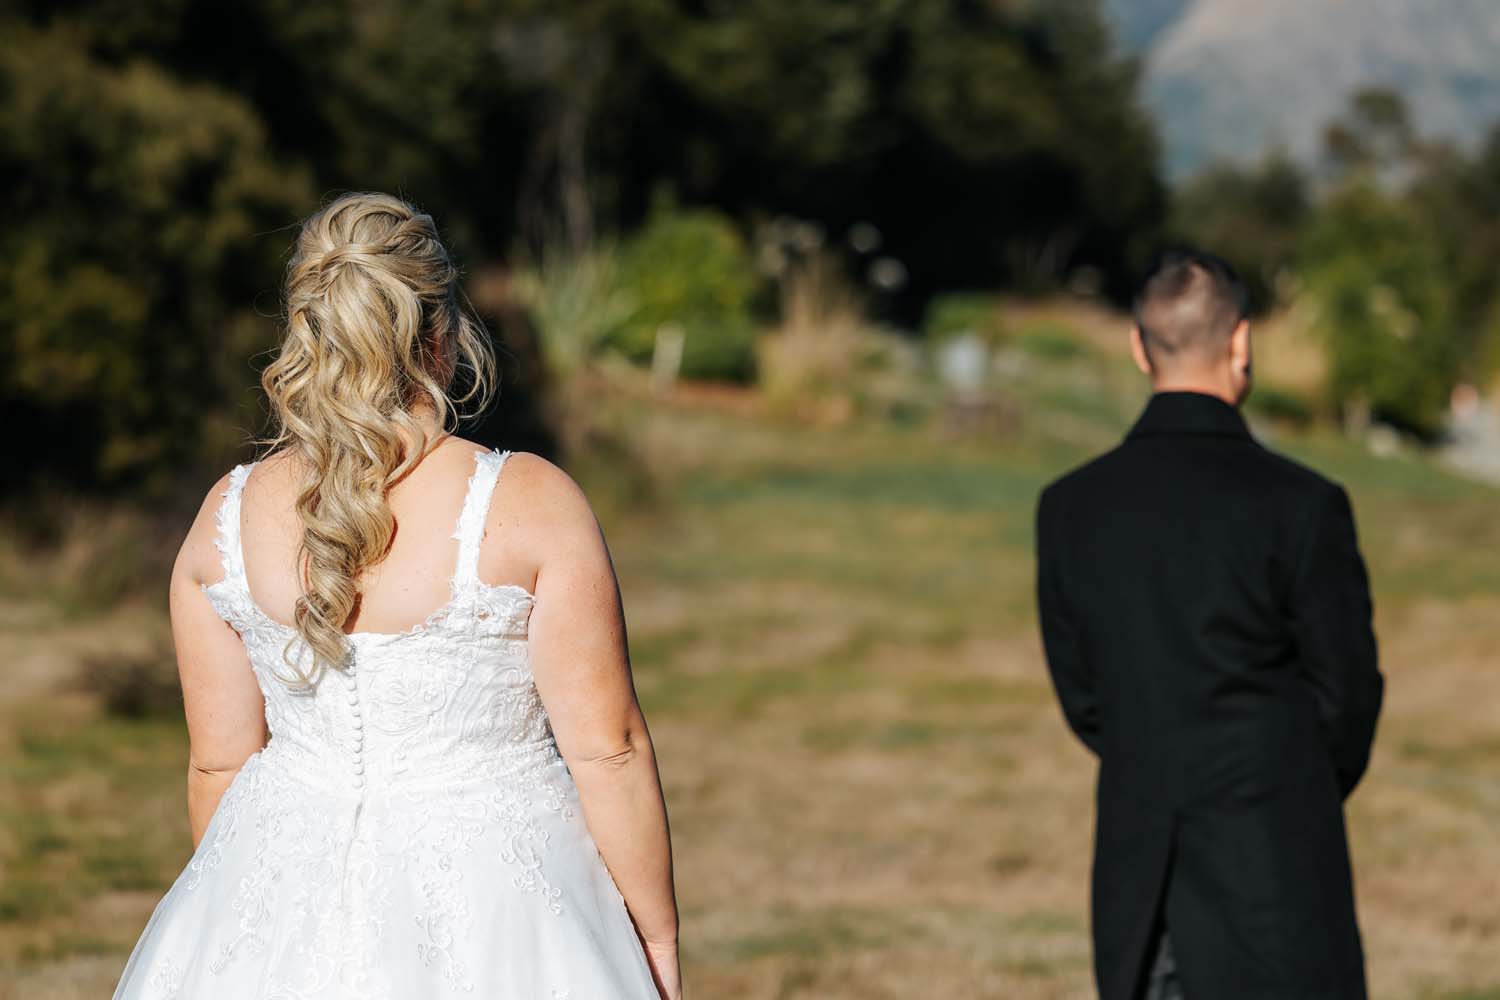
[169, 472, 269, 848]
[508, 455, 680, 999]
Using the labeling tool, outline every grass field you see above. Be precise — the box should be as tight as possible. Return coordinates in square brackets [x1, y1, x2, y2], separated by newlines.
[3, 317, 1499, 998]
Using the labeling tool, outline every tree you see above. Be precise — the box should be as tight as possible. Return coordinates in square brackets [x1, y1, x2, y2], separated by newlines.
[0, 17, 314, 492]
[621, 0, 1166, 310]
[1322, 87, 1419, 178]
[1172, 152, 1310, 313]
[1300, 180, 1458, 438]
[1306, 87, 1500, 425]
[1404, 126, 1500, 388]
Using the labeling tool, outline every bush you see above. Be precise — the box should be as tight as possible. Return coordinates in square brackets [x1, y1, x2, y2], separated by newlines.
[511, 244, 635, 379]
[677, 323, 759, 384]
[1300, 180, 1459, 438]
[610, 202, 762, 383]
[921, 293, 1007, 345]
[1013, 323, 1088, 361]
[1246, 383, 1315, 428]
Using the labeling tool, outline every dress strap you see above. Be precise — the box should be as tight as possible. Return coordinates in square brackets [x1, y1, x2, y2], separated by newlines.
[450, 448, 511, 592]
[210, 461, 257, 594]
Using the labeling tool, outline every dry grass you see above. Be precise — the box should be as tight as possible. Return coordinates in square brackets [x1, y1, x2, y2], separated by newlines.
[756, 253, 877, 423]
[2, 315, 1497, 999]
[1249, 302, 1329, 400]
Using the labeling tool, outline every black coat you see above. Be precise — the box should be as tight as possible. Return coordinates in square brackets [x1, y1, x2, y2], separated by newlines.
[1035, 391, 1384, 1000]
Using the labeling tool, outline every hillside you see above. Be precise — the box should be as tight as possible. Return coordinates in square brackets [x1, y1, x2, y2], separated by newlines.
[1104, 0, 1500, 176]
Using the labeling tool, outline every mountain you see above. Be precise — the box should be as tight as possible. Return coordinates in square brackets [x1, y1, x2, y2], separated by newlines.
[1103, 0, 1500, 177]
[1103, 0, 1192, 51]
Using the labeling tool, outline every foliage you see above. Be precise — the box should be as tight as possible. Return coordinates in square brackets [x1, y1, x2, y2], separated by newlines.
[1246, 383, 1314, 429]
[1171, 152, 1310, 313]
[1155, 87, 1500, 440]
[921, 294, 1007, 345]
[0, 18, 314, 492]
[609, 203, 762, 383]
[1288, 88, 1500, 436]
[1404, 126, 1500, 386]
[1014, 324, 1090, 362]
[3, 0, 1170, 492]
[1322, 87, 1420, 176]
[1300, 179, 1458, 438]
[632, 0, 1165, 303]
[511, 243, 635, 380]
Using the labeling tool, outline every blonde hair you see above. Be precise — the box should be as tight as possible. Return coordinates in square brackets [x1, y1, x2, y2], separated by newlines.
[258, 191, 496, 687]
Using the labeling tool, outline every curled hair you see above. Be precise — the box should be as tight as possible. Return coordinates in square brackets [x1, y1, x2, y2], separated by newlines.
[257, 192, 496, 687]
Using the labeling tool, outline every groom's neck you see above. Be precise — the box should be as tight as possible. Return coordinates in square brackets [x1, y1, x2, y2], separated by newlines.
[1146, 380, 1242, 407]
[1148, 373, 1242, 408]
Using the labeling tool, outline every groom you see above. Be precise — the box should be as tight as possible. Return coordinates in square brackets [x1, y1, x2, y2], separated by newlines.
[1035, 250, 1384, 1000]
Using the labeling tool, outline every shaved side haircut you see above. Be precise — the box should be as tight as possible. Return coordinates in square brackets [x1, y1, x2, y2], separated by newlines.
[1133, 250, 1249, 367]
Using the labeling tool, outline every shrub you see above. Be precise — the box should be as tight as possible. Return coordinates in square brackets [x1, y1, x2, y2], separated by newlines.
[921, 293, 1007, 345]
[1013, 323, 1087, 361]
[1300, 179, 1459, 438]
[610, 202, 762, 383]
[1246, 383, 1315, 428]
[510, 243, 635, 380]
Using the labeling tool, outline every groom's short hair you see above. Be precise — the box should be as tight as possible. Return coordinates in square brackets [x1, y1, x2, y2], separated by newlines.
[1132, 249, 1249, 365]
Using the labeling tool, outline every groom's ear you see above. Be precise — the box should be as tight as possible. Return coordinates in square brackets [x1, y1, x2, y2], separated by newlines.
[1129, 325, 1154, 376]
[1229, 318, 1251, 375]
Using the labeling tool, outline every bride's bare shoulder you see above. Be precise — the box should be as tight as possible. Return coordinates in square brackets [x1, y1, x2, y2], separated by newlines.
[174, 463, 248, 589]
[473, 452, 605, 590]
[489, 452, 608, 556]
[176, 448, 292, 585]
[495, 452, 593, 522]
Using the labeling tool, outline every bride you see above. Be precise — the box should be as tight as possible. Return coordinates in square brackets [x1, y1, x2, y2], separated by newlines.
[112, 192, 682, 999]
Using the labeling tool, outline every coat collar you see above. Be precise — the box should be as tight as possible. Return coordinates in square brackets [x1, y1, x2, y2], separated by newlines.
[1126, 391, 1252, 441]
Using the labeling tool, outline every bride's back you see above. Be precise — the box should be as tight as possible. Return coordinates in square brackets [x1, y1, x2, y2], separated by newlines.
[201, 441, 552, 797]
[239, 437, 534, 637]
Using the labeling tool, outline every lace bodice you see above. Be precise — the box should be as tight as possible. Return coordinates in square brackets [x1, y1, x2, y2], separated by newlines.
[200, 448, 554, 796]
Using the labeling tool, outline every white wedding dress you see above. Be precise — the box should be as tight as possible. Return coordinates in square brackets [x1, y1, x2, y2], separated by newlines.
[113, 448, 659, 1000]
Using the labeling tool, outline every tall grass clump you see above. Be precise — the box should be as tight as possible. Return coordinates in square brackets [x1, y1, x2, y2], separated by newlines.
[510, 241, 635, 382]
[756, 252, 881, 423]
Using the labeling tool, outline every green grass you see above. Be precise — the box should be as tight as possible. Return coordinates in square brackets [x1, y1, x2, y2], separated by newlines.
[0, 706, 189, 945]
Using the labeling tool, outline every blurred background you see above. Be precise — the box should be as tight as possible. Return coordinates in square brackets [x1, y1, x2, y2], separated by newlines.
[3, 1, 1499, 997]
